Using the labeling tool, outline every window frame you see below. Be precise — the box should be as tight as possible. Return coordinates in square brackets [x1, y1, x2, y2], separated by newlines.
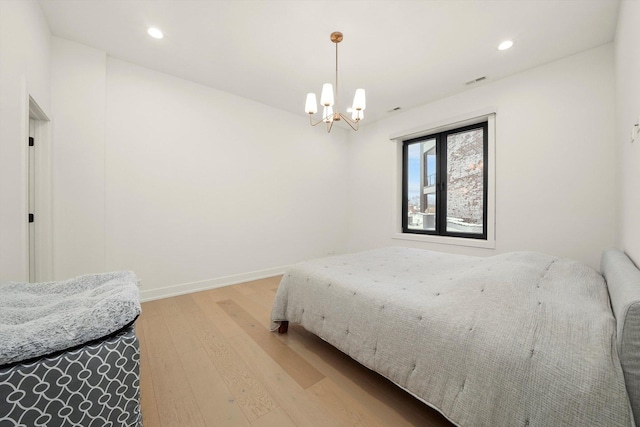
[402, 122, 488, 240]
[391, 110, 496, 249]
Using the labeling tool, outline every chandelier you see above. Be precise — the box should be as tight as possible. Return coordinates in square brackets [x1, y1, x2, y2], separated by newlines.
[305, 32, 366, 132]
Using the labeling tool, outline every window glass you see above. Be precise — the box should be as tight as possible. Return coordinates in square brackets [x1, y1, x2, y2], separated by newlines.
[446, 129, 484, 235]
[406, 139, 436, 231]
[406, 143, 422, 230]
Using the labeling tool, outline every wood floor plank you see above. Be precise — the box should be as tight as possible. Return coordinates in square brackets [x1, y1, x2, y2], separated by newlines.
[153, 295, 254, 426]
[191, 291, 246, 338]
[142, 313, 192, 400]
[250, 406, 297, 427]
[180, 348, 252, 427]
[218, 298, 324, 389]
[157, 395, 206, 427]
[141, 299, 165, 319]
[228, 331, 342, 427]
[215, 287, 273, 329]
[164, 295, 204, 353]
[207, 286, 276, 332]
[197, 329, 278, 422]
[151, 296, 183, 318]
[243, 288, 279, 312]
[205, 285, 246, 303]
[177, 296, 279, 422]
[308, 377, 386, 427]
[141, 311, 207, 427]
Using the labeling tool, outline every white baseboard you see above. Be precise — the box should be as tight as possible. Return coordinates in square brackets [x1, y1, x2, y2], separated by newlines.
[139, 265, 290, 302]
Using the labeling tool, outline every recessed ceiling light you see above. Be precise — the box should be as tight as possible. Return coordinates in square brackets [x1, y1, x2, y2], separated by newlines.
[498, 40, 513, 51]
[147, 27, 164, 39]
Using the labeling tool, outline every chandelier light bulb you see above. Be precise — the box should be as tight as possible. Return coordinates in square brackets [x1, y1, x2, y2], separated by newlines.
[352, 88, 366, 111]
[320, 83, 335, 107]
[305, 93, 318, 114]
[352, 109, 363, 121]
[323, 106, 334, 123]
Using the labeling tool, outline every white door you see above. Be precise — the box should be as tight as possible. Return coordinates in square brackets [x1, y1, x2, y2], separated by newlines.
[28, 118, 36, 282]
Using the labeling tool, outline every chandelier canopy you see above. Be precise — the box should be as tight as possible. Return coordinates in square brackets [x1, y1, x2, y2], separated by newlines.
[305, 32, 366, 133]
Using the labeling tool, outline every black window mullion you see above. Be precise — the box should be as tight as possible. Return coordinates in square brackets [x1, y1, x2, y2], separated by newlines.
[436, 134, 446, 235]
[401, 142, 409, 232]
[482, 122, 488, 240]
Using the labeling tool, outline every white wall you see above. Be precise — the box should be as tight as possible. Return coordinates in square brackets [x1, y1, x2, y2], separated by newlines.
[347, 44, 615, 269]
[615, 1, 640, 265]
[105, 58, 350, 299]
[0, 0, 51, 282]
[49, 43, 350, 298]
[51, 38, 107, 279]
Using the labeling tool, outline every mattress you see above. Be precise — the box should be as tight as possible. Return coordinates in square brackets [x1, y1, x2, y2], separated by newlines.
[0, 325, 141, 426]
[271, 247, 632, 426]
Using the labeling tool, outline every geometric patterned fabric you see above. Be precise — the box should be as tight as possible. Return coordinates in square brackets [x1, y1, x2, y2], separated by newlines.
[0, 325, 141, 427]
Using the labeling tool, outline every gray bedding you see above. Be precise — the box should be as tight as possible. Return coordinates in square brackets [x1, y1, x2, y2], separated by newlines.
[0, 271, 141, 365]
[271, 247, 632, 426]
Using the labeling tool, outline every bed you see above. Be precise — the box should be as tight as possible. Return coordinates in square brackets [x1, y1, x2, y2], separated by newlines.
[271, 247, 640, 427]
[0, 271, 142, 426]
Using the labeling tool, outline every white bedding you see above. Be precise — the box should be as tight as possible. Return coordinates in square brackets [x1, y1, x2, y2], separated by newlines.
[271, 247, 632, 426]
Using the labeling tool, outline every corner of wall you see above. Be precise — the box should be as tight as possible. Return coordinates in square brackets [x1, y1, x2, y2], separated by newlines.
[614, 0, 640, 263]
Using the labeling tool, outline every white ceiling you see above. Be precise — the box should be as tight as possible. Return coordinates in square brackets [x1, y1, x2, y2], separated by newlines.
[39, 0, 620, 124]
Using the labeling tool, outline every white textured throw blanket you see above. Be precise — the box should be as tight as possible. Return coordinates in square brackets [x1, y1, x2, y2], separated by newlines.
[0, 271, 140, 365]
[271, 247, 632, 426]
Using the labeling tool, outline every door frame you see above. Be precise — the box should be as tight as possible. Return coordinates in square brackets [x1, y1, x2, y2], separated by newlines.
[28, 95, 53, 282]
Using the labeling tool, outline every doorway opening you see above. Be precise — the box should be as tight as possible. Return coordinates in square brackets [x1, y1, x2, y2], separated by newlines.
[28, 96, 52, 282]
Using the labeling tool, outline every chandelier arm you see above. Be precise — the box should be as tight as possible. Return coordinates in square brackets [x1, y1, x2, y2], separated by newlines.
[310, 113, 338, 127]
[338, 113, 360, 131]
[309, 115, 326, 126]
[326, 119, 334, 133]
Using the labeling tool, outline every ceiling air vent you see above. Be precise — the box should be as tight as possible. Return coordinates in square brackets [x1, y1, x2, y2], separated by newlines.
[465, 76, 487, 85]
[387, 107, 402, 112]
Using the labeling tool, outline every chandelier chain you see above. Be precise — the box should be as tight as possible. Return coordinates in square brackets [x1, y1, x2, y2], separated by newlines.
[335, 41, 339, 113]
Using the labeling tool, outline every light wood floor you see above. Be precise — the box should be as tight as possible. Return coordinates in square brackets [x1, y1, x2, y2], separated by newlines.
[138, 276, 454, 427]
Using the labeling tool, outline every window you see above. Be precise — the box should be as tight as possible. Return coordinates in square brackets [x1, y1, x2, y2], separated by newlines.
[402, 122, 488, 239]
